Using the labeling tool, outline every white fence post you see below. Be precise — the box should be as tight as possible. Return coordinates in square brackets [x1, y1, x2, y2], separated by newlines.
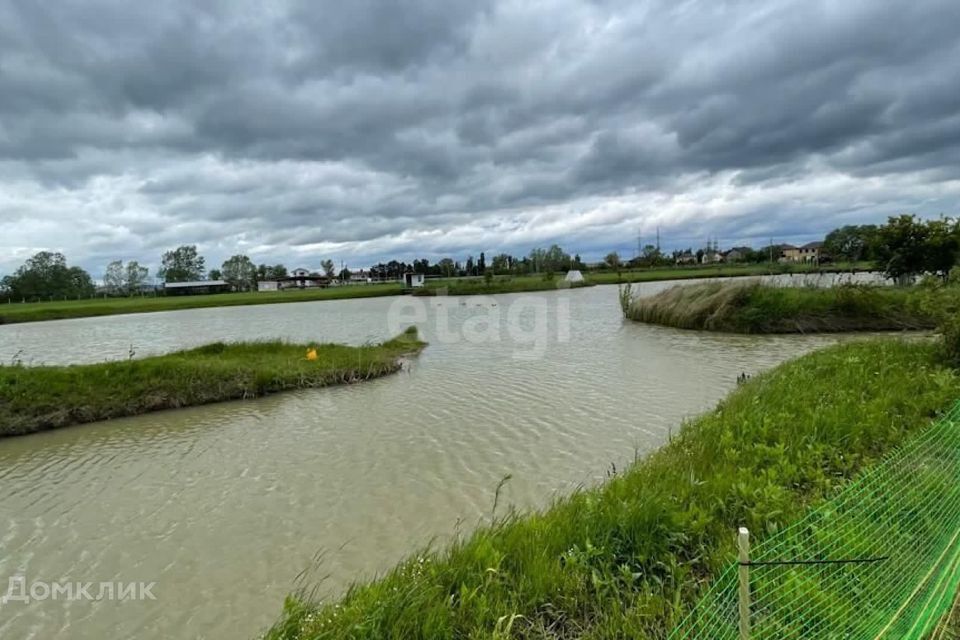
[738, 527, 751, 640]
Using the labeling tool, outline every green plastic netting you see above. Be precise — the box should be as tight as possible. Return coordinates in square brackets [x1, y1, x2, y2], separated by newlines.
[669, 401, 960, 640]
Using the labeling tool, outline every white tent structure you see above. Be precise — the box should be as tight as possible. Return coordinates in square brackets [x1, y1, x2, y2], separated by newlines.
[564, 269, 584, 283]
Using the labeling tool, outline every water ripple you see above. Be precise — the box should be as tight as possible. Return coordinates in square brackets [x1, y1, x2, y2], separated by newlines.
[0, 284, 866, 639]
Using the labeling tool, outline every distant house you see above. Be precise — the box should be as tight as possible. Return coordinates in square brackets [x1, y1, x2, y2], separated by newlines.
[348, 269, 372, 284]
[676, 252, 697, 265]
[255, 268, 330, 291]
[701, 250, 723, 264]
[164, 280, 231, 296]
[781, 242, 823, 263]
[799, 241, 824, 262]
[722, 247, 751, 263]
[403, 272, 425, 288]
[778, 244, 799, 262]
[282, 268, 330, 289]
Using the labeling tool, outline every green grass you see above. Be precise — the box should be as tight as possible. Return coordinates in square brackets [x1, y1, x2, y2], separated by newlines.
[265, 338, 959, 640]
[421, 276, 593, 296]
[0, 283, 405, 325]
[588, 261, 873, 286]
[421, 262, 873, 296]
[0, 327, 424, 437]
[623, 280, 942, 333]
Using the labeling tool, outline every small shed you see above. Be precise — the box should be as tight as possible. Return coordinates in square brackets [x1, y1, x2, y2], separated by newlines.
[258, 280, 279, 292]
[564, 270, 584, 283]
[404, 272, 425, 288]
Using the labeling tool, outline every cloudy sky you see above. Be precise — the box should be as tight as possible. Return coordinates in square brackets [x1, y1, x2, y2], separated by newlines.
[2, 0, 960, 277]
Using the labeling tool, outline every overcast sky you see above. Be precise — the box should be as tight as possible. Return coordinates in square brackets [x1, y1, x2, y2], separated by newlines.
[2, 0, 960, 276]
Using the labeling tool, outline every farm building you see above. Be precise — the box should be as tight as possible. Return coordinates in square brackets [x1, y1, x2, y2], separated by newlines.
[164, 280, 231, 296]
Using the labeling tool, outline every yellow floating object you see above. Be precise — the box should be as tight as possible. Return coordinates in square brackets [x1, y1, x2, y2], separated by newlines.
[305, 348, 318, 361]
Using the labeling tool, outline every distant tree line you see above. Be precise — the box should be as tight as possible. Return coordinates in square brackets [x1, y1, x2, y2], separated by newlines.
[1, 252, 95, 302]
[823, 214, 960, 282]
[4, 215, 957, 302]
[374, 246, 589, 279]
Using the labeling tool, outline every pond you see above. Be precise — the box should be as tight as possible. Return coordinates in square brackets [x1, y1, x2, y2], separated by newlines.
[0, 282, 877, 638]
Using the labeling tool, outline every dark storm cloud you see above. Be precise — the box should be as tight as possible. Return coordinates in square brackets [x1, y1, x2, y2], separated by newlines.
[1, 0, 960, 275]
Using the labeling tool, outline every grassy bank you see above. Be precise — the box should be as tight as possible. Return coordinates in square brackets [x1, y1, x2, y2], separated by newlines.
[623, 280, 941, 333]
[0, 283, 405, 325]
[420, 276, 593, 296]
[266, 338, 959, 639]
[0, 327, 424, 437]
[588, 260, 873, 285]
[420, 262, 873, 296]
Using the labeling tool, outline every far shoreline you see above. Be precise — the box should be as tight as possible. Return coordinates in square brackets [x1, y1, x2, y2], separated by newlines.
[0, 262, 872, 326]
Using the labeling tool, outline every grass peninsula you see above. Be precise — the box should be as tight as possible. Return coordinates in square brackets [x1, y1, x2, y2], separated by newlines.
[0, 327, 424, 437]
[622, 280, 945, 333]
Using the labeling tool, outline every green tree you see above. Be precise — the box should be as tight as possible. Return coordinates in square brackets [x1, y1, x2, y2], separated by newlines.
[124, 261, 149, 294]
[65, 266, 95, 298]
[438, 258, 456, 277]
[823, 225, 879, 262]
[104, 260, 125, 295]
[208, 268, 222, 280]
[641, 244, 663, 266]
[605, 251, 621, 270]
[320, 259, 335, 278]
[159, 245, 205, 283]
[1, 251, 95, 300]
[221, 255, 256, 291]
[544, 244, 571, 272]
[271, 264, 288, 279]
[923, 217, 960, 279]
[875, 215, 930, 284]
[256, 263, 288, 281]
[490, 253, 512, 275]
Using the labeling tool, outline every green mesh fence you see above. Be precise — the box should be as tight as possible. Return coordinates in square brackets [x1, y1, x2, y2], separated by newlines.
[670, 401, 960, 640]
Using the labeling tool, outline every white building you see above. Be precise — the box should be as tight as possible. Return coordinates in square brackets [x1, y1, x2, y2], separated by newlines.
[258, 280, 279, 292]
[404, 272, 425, 288]
[348, 269, 373, 284]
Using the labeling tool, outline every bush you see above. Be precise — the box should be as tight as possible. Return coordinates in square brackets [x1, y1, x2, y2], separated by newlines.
[940, 315, 960, 367]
